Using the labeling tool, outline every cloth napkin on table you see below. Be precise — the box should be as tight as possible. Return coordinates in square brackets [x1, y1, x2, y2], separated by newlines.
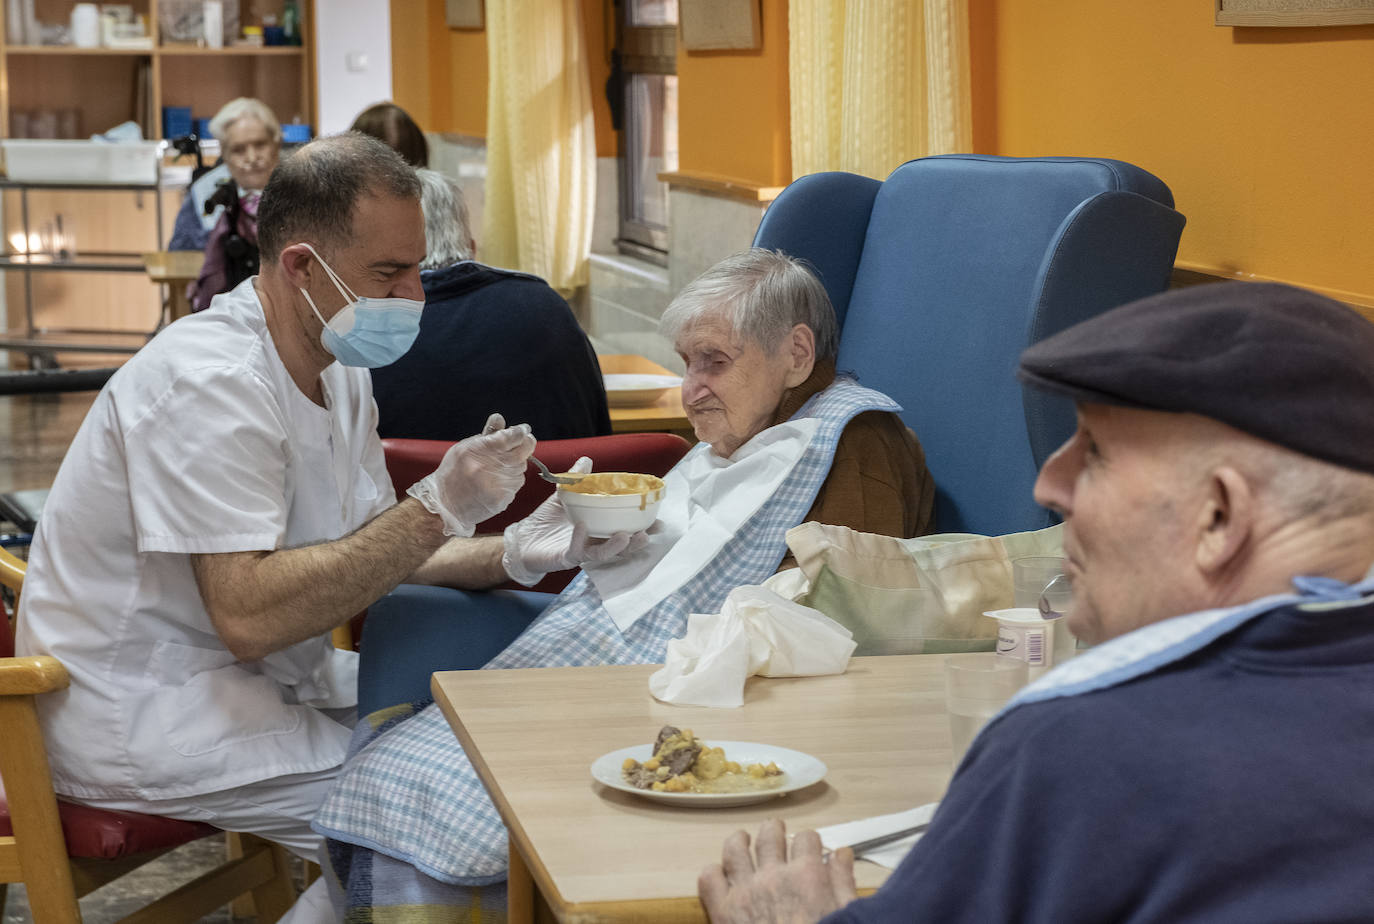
[648, 583, 857, 707]
[817, 802, 940, 870]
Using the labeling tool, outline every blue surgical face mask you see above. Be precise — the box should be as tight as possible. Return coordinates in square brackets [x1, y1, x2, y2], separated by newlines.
[297, 243, 424, 368]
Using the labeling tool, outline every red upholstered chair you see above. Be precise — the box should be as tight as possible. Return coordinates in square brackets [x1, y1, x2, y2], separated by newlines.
[330, 433, 692, 652]
[384, 431, 693, 590]
[0, 546, 298, 924]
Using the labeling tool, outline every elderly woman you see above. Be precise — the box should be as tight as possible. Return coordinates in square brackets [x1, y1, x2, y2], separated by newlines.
[168, 97, 281, 252]
[174, 99, 282, 312]
[312, 249, 934, 917]
[370, 169, 611, 440]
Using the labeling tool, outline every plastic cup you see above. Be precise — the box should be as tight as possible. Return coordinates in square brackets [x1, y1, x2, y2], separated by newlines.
[943, 653, 1028, 768]
[1013, 555, 1066, 608]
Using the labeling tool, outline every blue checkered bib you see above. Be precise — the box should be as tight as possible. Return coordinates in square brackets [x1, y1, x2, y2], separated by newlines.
[312, 378, 899, 884]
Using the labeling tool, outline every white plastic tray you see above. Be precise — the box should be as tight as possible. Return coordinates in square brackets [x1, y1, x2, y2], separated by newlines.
[1, 140, 161, 185]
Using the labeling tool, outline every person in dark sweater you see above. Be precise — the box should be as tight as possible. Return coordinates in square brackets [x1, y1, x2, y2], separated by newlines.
[700, 282, 1374, 924]
[370, 169, 611, 441]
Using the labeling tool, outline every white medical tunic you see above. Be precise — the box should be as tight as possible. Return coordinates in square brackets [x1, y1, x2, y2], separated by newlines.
[15, 278, 396, 801]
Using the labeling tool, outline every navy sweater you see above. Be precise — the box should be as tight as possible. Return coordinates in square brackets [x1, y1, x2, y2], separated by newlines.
[826, 593, 1374, 922]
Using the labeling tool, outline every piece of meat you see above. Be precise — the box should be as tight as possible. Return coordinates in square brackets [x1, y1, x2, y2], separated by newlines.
[624, 767, 659, 790]
[662, 742, 700, 775]
[653, 726, 680, 753]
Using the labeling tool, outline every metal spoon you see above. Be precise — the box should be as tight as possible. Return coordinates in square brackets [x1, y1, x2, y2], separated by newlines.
[1037, 572, 1072, 620]
[531, 456, 584, 485]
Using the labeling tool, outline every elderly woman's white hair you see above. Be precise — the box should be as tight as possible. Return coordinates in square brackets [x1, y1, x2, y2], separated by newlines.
[659, 249, 839, 361]
[208, 97, 281, 144]
[416, 168, 474, 270]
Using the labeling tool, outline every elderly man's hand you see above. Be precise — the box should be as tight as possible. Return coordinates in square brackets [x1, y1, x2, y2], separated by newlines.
[501, 456, 648, 586]
[699, 820, 857, 924]
[408, 413, 536, 537]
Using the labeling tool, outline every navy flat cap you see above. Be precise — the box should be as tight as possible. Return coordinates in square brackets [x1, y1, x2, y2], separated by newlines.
[1017, 281, 1374, 475]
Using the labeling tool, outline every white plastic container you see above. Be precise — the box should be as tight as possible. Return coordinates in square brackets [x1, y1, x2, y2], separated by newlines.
[1, 140, 161, 184]
[70, 3, 101, 47]
[201, 0, 223, 47]
[984, 607, 1057, 680]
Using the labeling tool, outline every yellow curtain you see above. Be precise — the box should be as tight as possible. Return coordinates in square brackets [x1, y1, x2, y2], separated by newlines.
[482, 0, 596, 292]
[789, 0, 971, 180]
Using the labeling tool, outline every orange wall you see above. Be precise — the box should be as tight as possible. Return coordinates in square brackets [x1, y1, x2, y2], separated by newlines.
[973, 0, 1374, 305]
[676, 0, 791, 187]
[390, 0, 487, 138]
[390, 0, 613, 153]
[391, 0, 788, 178]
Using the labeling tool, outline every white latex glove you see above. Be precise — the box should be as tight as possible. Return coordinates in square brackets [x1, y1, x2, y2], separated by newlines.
[501, 456, 649, 586]
[408, 413, 536, 537]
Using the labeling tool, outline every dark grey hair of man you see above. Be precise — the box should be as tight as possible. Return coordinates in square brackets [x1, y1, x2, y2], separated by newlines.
[257, 131, 422, 266]
[416, 168, 474, 270]
[659, 248, 839, 362]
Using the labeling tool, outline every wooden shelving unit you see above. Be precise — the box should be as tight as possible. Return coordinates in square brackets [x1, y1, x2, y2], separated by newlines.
[1, 1, 316, 139]
[0, 0, 315, 366]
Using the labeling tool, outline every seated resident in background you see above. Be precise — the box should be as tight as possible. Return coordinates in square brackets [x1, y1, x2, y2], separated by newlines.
[370, 168, 612, 440]
[183, 98, 283, 312]
[350, 101, 429, 167]
[168, 97, 280, 253]
[312, 248, 937, 918]
[701, 281, 1374, 923]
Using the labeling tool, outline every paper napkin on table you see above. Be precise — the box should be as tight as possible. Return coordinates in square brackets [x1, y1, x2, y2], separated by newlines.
[817, 802, 940, 870]
[647, 583, 856, 707]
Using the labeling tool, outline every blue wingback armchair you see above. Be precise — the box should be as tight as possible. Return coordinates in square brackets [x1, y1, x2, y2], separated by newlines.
[753, 154, 1186, 535]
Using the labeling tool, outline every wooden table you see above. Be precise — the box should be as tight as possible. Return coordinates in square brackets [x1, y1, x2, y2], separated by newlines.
[142, 251, 203, 324]
[597, 353, 692, 437]
[432, 655, 954, 923]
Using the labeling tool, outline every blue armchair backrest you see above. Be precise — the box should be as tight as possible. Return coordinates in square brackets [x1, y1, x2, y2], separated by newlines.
[754, 154, 1185, 535]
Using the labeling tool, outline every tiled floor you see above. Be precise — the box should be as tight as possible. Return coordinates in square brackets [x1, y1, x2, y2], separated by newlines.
[1, 837, 302, 923]
[0, 389, 302, 923]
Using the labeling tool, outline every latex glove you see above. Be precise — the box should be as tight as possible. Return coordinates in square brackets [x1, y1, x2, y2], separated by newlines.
[408, 413, 535, 537]
[501, 456, 649, 586]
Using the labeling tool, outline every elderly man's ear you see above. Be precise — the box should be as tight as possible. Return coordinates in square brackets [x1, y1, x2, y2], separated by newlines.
[782, 323, 816, 388]
[1194, 465, 1255, 576]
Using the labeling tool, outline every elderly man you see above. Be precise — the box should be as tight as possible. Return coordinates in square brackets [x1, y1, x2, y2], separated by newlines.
[313, 248, 935, 917]
[15, 133, 630, 923]
[700, 281, 1374, 923]
[370, 168, 612, 440]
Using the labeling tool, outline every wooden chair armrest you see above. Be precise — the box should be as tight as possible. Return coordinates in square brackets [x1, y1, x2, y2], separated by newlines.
[0, 655, 69, 695]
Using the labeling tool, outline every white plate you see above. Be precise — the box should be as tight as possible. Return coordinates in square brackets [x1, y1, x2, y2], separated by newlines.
[602, 373, 683, 408]
[590, 741, 827, 807]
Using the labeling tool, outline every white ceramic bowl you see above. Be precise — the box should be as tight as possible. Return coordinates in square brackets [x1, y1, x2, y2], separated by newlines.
[558, 472, 666, 538]
[602, 373, 683, 408]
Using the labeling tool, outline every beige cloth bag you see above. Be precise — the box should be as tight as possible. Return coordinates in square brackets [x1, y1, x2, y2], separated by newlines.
[787, 521, 1064, 655]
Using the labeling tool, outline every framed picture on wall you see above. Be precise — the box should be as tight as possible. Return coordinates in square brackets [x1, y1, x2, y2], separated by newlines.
[681, 0, 760, 50]
[1215, 0, 1374, 26]
[446, 0, 484, 29]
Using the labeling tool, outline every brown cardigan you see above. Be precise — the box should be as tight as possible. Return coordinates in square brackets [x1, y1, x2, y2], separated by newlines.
[769, 361, 935, 566]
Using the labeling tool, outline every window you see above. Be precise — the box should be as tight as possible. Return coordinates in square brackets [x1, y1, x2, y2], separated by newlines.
[613, 0, 678, 261]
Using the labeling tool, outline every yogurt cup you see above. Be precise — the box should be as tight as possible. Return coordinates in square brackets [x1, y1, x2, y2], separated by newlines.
[984, 607, 1056, 679]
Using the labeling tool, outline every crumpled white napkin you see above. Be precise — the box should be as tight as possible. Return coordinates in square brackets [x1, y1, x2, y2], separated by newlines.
[816, 802, 939, 870]
[648, 583, 857, 707]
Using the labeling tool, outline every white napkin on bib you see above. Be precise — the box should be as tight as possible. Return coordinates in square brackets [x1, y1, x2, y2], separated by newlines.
[648, 583, 857, 707]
